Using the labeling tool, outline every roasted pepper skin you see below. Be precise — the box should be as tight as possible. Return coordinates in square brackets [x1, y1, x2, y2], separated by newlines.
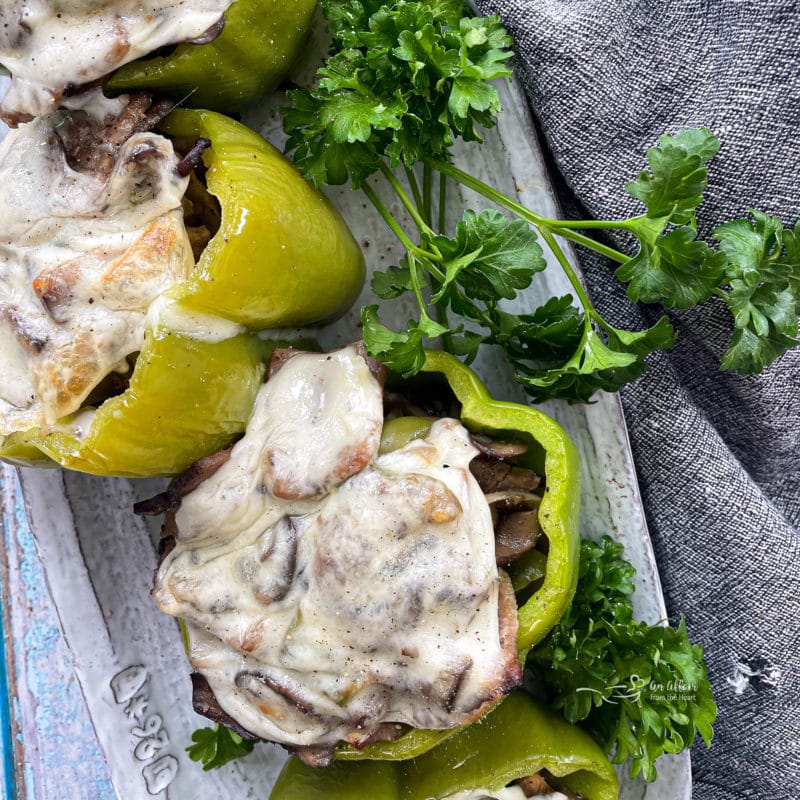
[271, 693, 619, 800]
[1, 330, 269, 478]
[333, 349, 580, 761]
[0, 111, 364, 477]
[106, 0, 318, 111]
[160, 109, 364, 326]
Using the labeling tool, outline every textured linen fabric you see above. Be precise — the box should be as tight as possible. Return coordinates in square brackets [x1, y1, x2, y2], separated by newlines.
[473, 1, 800, 797]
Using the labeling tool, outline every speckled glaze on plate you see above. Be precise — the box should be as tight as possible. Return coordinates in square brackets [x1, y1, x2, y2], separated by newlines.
[0, 44, 690, 800]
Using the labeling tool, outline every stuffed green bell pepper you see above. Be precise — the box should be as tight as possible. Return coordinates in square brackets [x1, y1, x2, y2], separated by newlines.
[0, 93, 364, 477]
[269, 692, 619, 800]
[138, 344, 580, 766]
[107, 0, 318, 112]
[0, 0, 316, 124]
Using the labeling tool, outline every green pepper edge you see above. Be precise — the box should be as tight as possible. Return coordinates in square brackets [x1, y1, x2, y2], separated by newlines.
[270, 692, 618, 800]
[159, 108, 365, 328]
[105, 0, 318, 111]
[0, 327, 270, 478]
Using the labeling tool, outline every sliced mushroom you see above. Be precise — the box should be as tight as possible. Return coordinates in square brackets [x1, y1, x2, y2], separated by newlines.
[346, 721, 409, 749]
[484, 490, 542, 567]
[518, 773, 552, 795]
[496, 569, 524, 688]
[184, 15, 226, 45]
[485, 490, 539, 509]
[292, 745, 335, 769]
[235, 668, 317, 716]
[382, 388, 453, 420]
[495, 509, 542, 566]
[60, 92, 175, 180]
[470, 457, 541, 494]
[1, 305, 49, 355]
[470, 432, 528, 459]
[176, 138, 212, 178]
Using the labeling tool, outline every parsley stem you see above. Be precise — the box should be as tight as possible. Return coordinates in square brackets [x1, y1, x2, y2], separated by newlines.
[426, 266, 454, 350]
[403, 165, 425, 217]
[408, 251, 452, 349]
[540, 226, 628, 264]
[361, 183, 437, 262]
[538, 226, 596, 323]
[379, 161, 434, 239]
[546, 218, 634, 231]
[428, 157, 544, 220]
[407, 251, 428, 315]
[428, 159, 628, 263]
[438, 172, 448, 234]
[423, 161, 433, 227]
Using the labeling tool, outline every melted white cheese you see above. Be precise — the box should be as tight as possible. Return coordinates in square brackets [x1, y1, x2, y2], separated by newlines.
[0, 0, 236, 121]
[0, 93, 193, 433]
[155, 346, 515, 748]
[146, 295, 245, 345]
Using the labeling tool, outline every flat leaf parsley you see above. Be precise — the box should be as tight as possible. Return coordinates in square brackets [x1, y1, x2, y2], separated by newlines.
[186, 724, 255, 771]
[283, 0, 799, 401]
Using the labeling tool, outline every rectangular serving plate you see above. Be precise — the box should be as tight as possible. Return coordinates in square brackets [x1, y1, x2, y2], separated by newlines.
[0, 59, 690, 800]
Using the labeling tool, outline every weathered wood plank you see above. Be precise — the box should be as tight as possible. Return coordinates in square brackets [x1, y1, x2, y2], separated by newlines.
[1, 466, 114, 799]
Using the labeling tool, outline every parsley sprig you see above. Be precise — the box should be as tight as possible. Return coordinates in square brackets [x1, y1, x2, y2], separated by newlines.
[186, 724, 255, 771]
[528, 537, 717, 782]
[283, 0, 799, 402]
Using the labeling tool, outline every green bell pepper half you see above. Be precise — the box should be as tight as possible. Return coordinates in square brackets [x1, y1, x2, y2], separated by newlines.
[332, 349, 580, 761]
[270, 692, 619, 800]
[159, 109, 364, 327]
[106, 0, 317, 112]
[2, 328, 269, 478]
[0, 110, 364, 477]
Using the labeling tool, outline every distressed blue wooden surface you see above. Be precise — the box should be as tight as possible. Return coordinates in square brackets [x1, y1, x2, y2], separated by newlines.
[1, 467, 114, 799]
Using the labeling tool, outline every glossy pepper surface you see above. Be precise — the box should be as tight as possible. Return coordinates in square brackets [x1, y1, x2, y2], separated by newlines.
[106, 0, 317, 112]
[159, 109, 364, 327]
[270, 692, 619, 800]
[0, 110, 364, 477]
[333, 349, 580, 761]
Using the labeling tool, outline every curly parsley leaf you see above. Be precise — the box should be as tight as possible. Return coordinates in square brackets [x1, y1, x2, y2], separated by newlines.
[713, 210, 800, 372]
[443, 298, 583, 369]
[618, 226, 728, 308]
[782, 221, 800, 298]
[282, 87, 381, 186]
[515, 316, 674, 403]
[372, 264, 414, 299]
[530, 537, 717, 782]
[284, 0, 514, 187]
[487, 296, 585, 364]
[365, 210, 549, 376]
[361, 304, 448, 375]
[616, 129, 726, 309]
[186, 725, 256, 771]
[615, 145, 798, 374]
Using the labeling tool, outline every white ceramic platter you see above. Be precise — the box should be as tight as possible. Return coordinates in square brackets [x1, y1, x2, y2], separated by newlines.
[0, 32, 690, 800]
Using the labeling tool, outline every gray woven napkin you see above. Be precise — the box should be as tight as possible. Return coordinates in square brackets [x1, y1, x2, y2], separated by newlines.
[474, 1, 800, 797]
